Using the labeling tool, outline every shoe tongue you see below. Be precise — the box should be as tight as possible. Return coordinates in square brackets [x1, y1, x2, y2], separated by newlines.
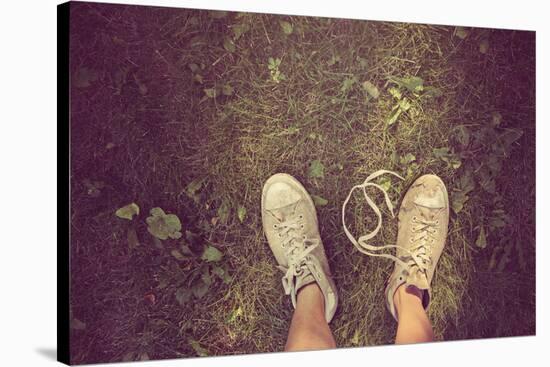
[295, 272, 315, 292]
[406, 267, 429, 290]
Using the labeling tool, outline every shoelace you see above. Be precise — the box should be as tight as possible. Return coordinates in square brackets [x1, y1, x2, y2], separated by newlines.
[406, 217, 438, 272]
[341, 170, 435, 272]
[274, 216, 320, 306]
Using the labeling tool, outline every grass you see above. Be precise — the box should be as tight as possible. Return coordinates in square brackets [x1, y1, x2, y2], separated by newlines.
[68, 2, 535, 364]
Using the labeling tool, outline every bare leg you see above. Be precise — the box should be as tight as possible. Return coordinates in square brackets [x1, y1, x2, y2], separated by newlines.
[393, 284, 434, 344]
[285, 283, 336, 351]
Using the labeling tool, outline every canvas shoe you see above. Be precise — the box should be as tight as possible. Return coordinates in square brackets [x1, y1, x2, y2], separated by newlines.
[342, 171, 449, 321]
[385, 174, 449, 320]
[262, 173, 338, 323]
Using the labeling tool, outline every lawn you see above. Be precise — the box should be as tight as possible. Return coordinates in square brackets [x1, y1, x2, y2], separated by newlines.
[68, 2, 535, 364]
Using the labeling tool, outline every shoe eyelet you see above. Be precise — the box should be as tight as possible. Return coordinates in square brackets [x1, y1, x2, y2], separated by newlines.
[302, 235, 306, 240]
[273, 224, 278, 229]
[300, 224, 304, 229]
[299, 215, 303, 219]
[413, 216, 417, 222]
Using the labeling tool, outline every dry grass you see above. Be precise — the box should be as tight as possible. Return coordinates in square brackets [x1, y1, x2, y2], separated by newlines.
[68, 3, 535, 364]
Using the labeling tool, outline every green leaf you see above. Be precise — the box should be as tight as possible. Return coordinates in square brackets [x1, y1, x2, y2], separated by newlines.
[189, 339, 209, 357]
[217, 200, 230, 224]
[212, 266, 225, 278]
[341, 76, 357, 93]
[209, 10, 228, 19]
[451, 191, 469, 214]
[201, 267, 212, 285]
[312, 195, 328, 207]
[201, 245, 223, 262]
[179, 243, 194, 256]
[170, 249, 186, 261]
[186, 178, 205, 203]
[398, 98, 411, 111]
[327, 54, 341, 66]
[377, 176, 391, 192]
[455, 27, 469, 39]
[223, 37, 236, 52]
[433, 147, 462, 169]
[476, 225, 487, 249]
[433, 147, 450, 159]
[227, 306, 243, 323]
[204, 88, 218, 98]
[387, 104, 403, 126]
[237, 205, 247, 223]
[362, 81, 380, 99]
[175, 287, 192, 306]
[399, 153, 416, 165]
[423, 86, 443, 98]
[458, 169, 475, 194]
[389, 87, 402, 99]
[279, 20, 293, 35]
[350, 329, 361, 345]
[146, 208, 182, 240]
[308, 159, 325, 178]
[212, 266, 232, 284]
[232, 23, 250, 40]
[391, 76, 424, 93]
[115, 203, 140, 220]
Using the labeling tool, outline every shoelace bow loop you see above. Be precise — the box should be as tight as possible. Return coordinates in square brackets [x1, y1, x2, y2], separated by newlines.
[342, 170, 437, 273]
[274, 216, 320, 306]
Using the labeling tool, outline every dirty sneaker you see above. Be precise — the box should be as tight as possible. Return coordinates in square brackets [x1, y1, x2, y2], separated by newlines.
[342, 171, 449, 321]
[385, 174, 449, 320]
[262, 173, 338, 323]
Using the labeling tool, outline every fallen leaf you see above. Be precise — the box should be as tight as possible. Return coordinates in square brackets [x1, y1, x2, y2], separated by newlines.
[201, 245, 223, 262]
[115, 203, 140, 220]
[312, 194, 328, 207]
[455, 27, 469, 39]
[479, 39, 489, 54]
[223, 37, 236, 52]
[362, 81, 380, 99]
[204, 88, 218, 98]
[476, 225, 487, 249]
[146, 207, 182, 240]
[237, 205, 247, 223]
[279, 20, 293, 35]
[217, 200, 230, 224]
[308, 159, 325, 178]
[170, 249, 186, 261]
[189, 339, 209, 357]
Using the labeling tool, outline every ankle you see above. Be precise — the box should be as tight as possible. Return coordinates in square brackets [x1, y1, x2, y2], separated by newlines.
[393, 284, 423, 313]
[296, 283, 325, 311]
